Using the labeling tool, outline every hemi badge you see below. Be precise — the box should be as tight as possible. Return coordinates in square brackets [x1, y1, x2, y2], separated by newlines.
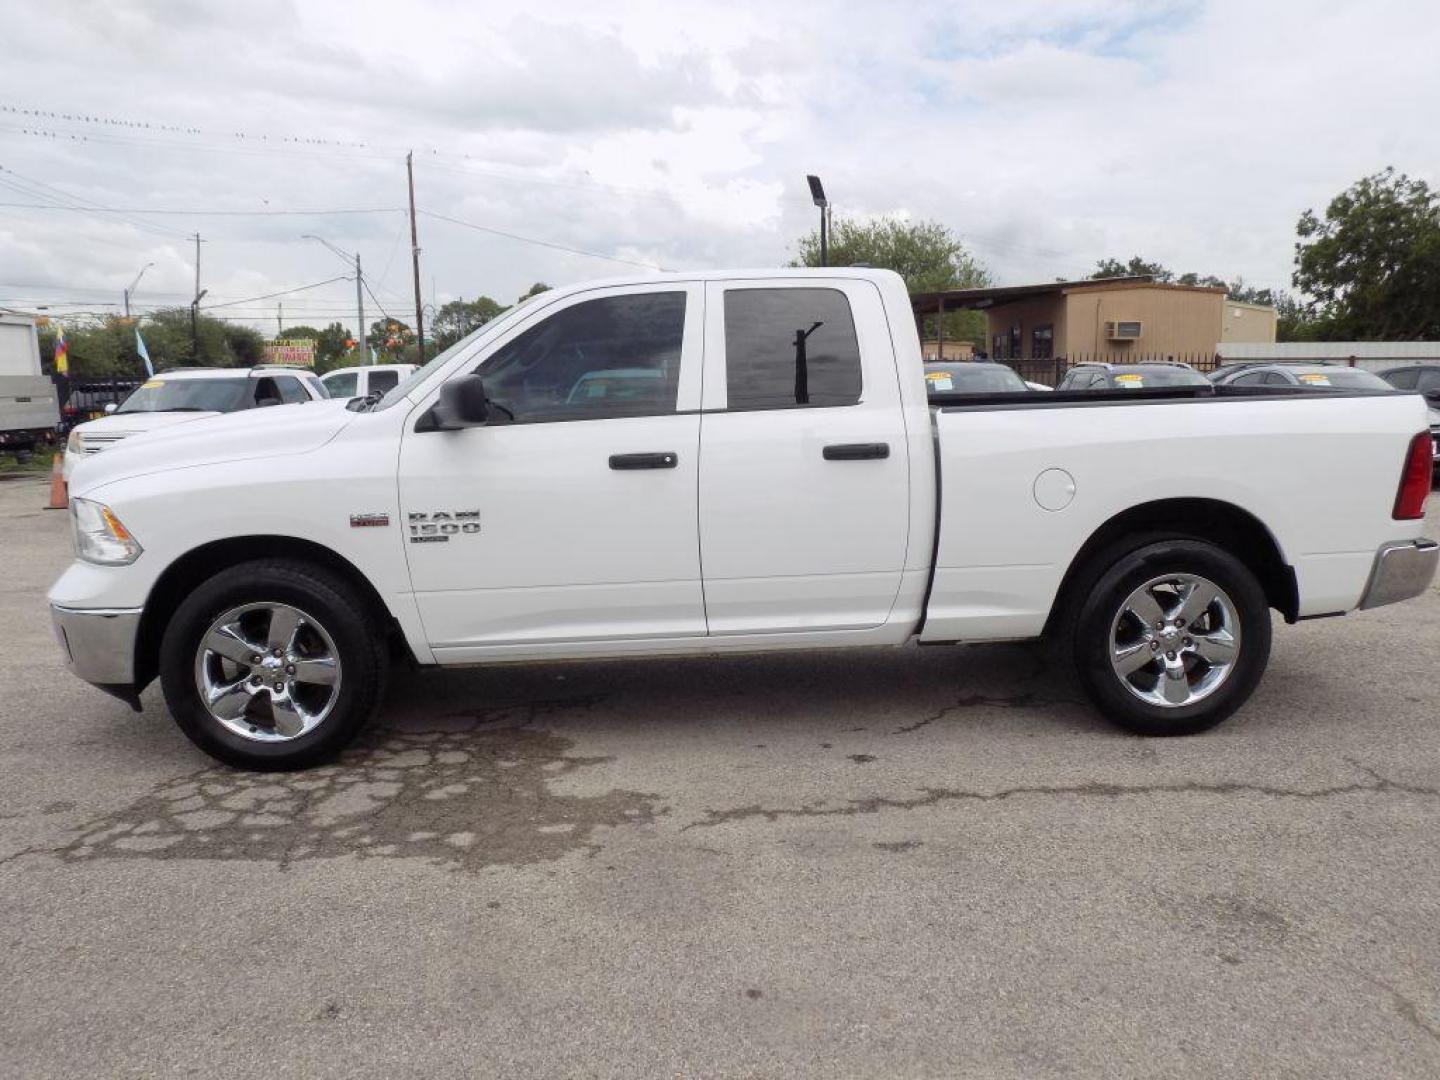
[349, 512, 390, 528]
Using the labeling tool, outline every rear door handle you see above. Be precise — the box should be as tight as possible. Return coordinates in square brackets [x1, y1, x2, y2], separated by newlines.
[822, 442, 890, 461]
[609, 452, 678, 470]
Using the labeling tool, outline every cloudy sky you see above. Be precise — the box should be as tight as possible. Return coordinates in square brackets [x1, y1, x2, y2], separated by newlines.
[1, 0, 1437, 338]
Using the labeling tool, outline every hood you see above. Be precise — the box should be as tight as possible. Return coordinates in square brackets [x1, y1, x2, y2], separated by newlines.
[73, 410, 218, 437]
[70, 399, 356, 496]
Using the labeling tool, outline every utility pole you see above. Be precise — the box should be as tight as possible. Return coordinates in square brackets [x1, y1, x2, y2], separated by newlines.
[276, 303, 283, 337]
[407, 151, 424, 361]
[190, 234, 204, 362]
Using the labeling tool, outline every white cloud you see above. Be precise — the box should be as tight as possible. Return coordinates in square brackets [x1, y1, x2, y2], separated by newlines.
[1, 0, 1438, 334]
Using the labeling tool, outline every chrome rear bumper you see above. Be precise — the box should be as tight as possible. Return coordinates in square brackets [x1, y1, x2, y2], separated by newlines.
[51, 604, 142, 685]
[1359, 539, 1439, 610]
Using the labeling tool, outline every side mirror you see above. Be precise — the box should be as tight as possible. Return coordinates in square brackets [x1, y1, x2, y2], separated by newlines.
[428, 374, 490, 430]
[103, 403, 117, 415]
[1424, 389, 1440, 405]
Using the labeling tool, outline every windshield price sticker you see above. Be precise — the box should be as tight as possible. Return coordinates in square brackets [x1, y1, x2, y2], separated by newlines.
[926, 372, 954, 391]
[1115, 374, 1145, 388]
[1299, 373, 1332, 386]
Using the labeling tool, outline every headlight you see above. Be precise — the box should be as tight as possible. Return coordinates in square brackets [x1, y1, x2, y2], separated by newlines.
[71, 498, 143, 565]
[66, 429, 82, 454]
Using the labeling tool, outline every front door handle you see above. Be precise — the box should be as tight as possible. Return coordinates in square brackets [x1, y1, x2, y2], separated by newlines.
[822, 442, 890, 461]
[609, 452, 679, 470]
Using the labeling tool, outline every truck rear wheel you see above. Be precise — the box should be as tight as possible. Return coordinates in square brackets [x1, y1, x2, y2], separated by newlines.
[1072, 538, 1271, 737]
[159, 559, 388, 770]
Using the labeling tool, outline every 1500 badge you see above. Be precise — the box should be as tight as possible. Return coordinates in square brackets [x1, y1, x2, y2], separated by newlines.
[408, 510, 481, 543]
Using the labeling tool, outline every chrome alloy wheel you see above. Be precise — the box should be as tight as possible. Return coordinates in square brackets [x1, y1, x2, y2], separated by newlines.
[1108, 573, 1241, 709]
[193, 602, 341, 742]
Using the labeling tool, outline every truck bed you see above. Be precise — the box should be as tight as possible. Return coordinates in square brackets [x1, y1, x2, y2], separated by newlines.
[920, 385, 1431, 642]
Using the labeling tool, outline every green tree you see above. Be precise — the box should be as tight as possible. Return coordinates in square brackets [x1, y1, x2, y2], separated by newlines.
[1091, 256, 1173, 282]
[792, 216, 990, 344]
[367, 317, 413, 361]
[433, 296, 506, 350]
[517, 282, 551, 303]
[1092, 258, 1280, 307]
[1292, 167, 1440, 339]
[311, 322, 356, 373]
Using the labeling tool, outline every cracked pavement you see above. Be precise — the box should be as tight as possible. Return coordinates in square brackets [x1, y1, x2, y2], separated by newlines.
[2, 477, 1439, 1078]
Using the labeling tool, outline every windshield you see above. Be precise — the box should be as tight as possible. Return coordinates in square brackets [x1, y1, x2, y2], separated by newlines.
[1111, 367, 1210, 388]
[372, 302, 537, 411]
[116, 377, 249, 414]
[925, 364, 1028, 393]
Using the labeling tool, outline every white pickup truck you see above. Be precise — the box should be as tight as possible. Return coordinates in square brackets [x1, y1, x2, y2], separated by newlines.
[48, 269, 1438, 769]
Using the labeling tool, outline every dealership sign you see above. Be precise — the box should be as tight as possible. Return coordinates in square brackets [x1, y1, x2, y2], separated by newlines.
[263, 339, 316, 366]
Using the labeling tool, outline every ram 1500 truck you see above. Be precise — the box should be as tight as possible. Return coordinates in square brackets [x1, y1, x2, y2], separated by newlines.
[48, 269, 1438, 770]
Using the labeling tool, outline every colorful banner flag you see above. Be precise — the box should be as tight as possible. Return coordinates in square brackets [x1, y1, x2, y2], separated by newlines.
[54, 325, 68, 375]
[135, 329, 153, 377]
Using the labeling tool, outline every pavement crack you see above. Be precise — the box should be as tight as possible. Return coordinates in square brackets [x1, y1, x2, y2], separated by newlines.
[680, 764, 1440, 831]
[890, 692, 1081, 735]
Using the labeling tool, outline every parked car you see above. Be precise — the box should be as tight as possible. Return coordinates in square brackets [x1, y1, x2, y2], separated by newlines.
[48, 268, 1436, 770]
[63, 366, 329, 479]
[1376, 365, 1440, 476]
[923, 361, 1032, 395]
[1056, 361, 1212, 391]
[319, 364, 416, 401]
[1211, 362, 1396, 391]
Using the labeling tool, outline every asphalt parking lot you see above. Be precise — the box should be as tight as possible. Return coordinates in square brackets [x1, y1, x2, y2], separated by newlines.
[2, 475, 1439, 1079]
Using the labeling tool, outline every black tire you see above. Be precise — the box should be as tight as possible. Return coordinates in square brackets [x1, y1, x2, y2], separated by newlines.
[159, 559, 388, 770]
[1071, 537, 1271, 737]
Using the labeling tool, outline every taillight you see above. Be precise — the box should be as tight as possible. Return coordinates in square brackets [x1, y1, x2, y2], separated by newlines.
[1393, 432, 1433, 520]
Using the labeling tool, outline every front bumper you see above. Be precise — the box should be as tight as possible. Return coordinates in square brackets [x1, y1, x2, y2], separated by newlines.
[1359, 539, 1439, 610]
[51, 604, 142, 687]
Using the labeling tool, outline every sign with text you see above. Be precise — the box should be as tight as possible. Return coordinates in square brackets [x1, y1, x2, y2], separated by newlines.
[263, 339, 316, 367]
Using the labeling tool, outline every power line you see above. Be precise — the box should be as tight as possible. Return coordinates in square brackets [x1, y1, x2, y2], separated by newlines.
[200, 275, 352, 310]
[418, 209, 667, 271]
[0, 164, 190, 240]
[0, 201, 405, 217]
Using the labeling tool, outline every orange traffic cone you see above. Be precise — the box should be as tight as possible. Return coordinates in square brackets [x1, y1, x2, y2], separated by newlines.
[45, 452, 68, 511]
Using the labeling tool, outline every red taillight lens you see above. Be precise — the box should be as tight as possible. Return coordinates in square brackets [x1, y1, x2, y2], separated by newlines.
[1393, 432, 1433, 520]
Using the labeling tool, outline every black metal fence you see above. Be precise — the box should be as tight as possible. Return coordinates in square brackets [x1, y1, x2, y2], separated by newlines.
[53, 375, 143, 431]
[994, 352, 1221, 388]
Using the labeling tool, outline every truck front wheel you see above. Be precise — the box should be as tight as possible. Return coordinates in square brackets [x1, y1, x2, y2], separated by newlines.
[159, 559, 388, 770]
[1072, 538, 1271, 737]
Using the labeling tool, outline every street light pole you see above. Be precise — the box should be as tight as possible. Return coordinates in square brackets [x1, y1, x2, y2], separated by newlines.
[806, 175, 829, 267]
[302, 235, 367, 365]
[190, 288, 208, 363]
[123, 261, 154, 321]
[355, 252, 367, 364]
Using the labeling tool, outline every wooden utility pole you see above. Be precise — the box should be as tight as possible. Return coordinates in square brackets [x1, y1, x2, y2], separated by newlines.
[406, 152, 424, 360]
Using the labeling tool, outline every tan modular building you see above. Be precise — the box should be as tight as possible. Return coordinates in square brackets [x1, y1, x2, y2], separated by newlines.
[912, 276, 1276, 362]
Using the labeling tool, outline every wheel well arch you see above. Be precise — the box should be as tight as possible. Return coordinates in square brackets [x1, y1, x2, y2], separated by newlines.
[133, 535, 407, 691]
[1044, 498, 1298, 636]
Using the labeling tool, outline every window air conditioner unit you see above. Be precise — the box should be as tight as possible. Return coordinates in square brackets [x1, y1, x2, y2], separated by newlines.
[1106, 320, 1142, 340]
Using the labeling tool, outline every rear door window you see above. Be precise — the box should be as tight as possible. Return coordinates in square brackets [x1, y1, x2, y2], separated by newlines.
[722, 288, 861, 410]
[1416, 369, 1440, 393]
